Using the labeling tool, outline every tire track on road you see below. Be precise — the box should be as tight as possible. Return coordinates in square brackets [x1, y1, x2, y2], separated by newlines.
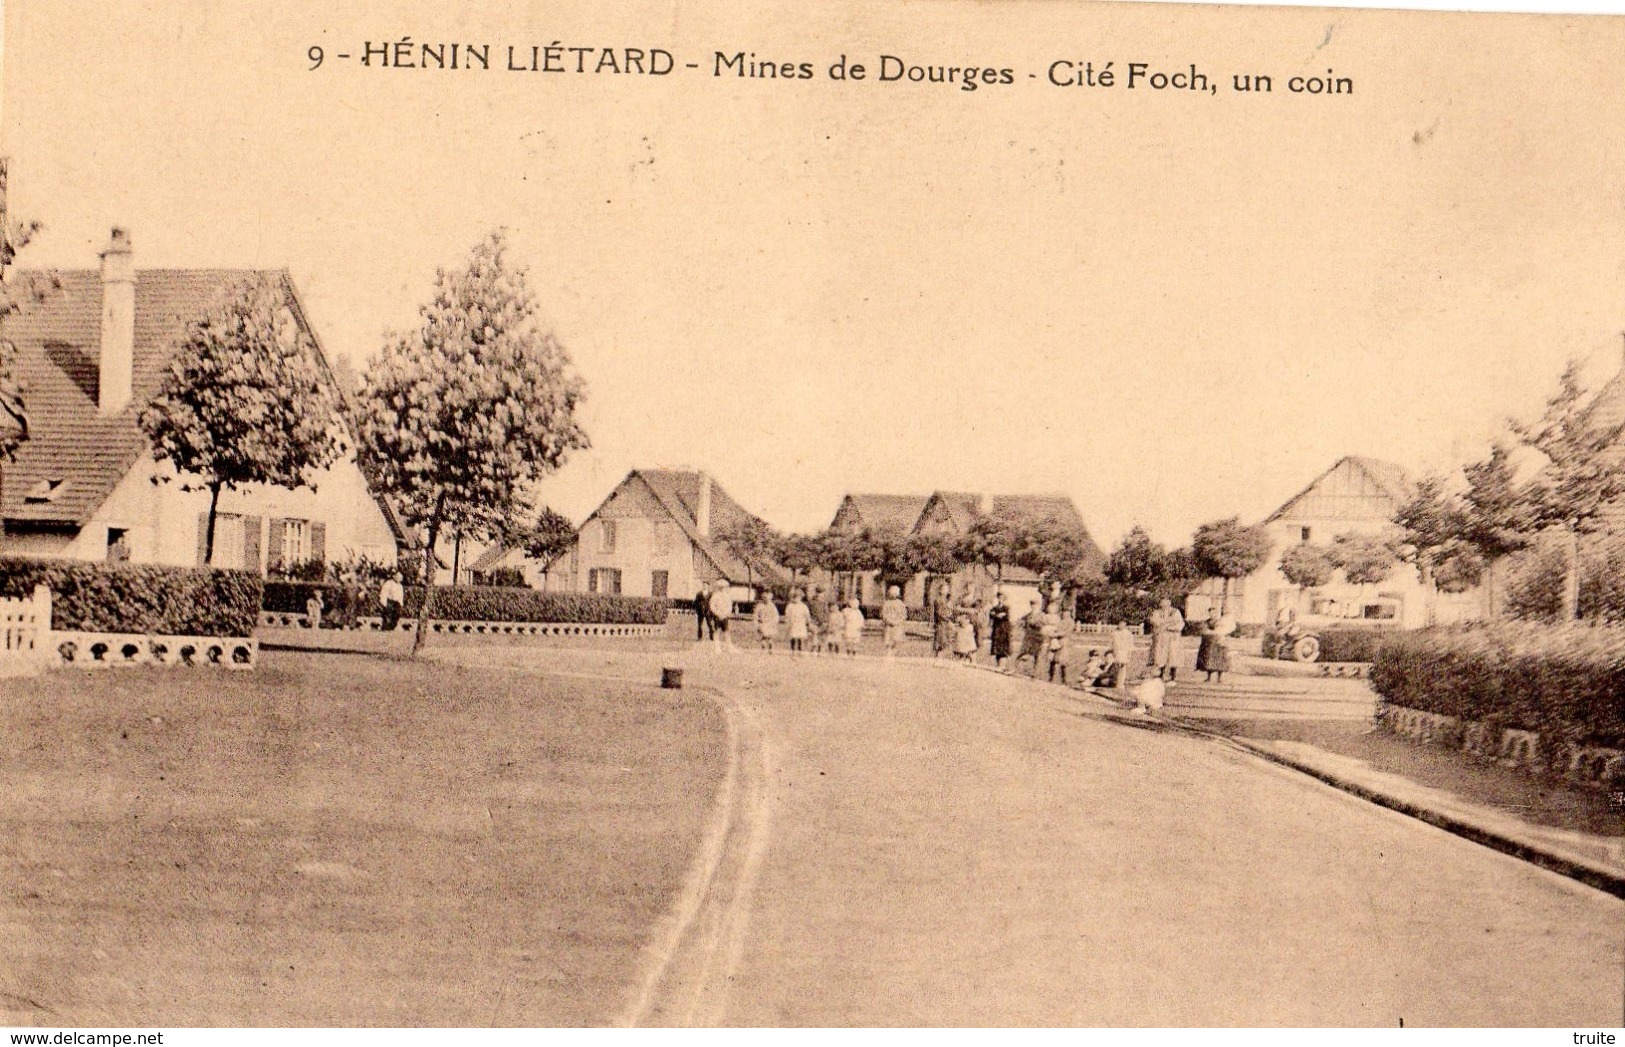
[620, 685, 772, 1027]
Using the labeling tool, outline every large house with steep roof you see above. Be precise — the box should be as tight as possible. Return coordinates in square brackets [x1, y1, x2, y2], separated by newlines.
[554, 469, 786, 602]
[0, 228, 402, 572]
[1187, 455, 1485, 628]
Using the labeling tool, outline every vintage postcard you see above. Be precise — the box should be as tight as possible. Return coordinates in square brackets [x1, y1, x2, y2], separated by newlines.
[1, 0, 1623, 1031]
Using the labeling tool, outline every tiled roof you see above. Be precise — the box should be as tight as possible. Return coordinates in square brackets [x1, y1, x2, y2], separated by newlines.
[903, 489, 1106, 579]
[634, 469, 788, 584]
[1, 268, 404, 542]
[1, 269, 260, 525]
[832, 493, 930, 533]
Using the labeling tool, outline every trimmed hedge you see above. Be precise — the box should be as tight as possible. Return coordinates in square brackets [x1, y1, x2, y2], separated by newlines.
[404, 585, 670, 625]
[264, 581, 672, 627]
[1371, 623, 1625, 750]
[0, 557, 262, 636]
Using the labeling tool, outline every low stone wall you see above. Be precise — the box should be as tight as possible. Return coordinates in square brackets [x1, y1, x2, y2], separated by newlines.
[1379, 701, 1625, 789]
[258, 610, 666, 640]
[49, 632, 257, 670]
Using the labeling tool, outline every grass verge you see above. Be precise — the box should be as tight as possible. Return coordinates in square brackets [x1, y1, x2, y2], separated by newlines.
[0, 651, 728, 1026]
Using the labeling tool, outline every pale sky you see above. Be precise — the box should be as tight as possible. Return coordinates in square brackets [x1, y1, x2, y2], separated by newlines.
[6, 0, 1625, 548]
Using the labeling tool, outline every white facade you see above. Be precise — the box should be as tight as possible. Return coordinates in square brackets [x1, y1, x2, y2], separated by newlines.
[4, 453, 396, 572]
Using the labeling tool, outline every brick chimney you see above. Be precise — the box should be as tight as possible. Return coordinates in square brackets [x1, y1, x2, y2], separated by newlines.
[98, 227, 134, 416]
[695, 472, 712, 537]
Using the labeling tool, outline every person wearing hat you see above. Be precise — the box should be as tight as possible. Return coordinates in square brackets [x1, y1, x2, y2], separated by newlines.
[881, 584, 908, 658]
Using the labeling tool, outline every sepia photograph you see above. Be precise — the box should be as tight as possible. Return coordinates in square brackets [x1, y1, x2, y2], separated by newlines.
[1, 0, 1623, 1031]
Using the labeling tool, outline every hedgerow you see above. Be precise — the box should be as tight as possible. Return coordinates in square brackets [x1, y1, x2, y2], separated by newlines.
[404, 585, 669, 625]
[1371, 623, 1625, 750]
[0, 557, 262, 635]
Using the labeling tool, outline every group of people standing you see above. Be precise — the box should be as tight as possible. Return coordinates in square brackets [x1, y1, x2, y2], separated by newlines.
[1145, 597, 1237, 684]
[693, 580, 866, 655]
[692, 579, 1237, 687]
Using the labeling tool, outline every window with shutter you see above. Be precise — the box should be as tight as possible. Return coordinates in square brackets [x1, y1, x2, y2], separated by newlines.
[310, 521, 327, 563]
[211, 514, 244, 569]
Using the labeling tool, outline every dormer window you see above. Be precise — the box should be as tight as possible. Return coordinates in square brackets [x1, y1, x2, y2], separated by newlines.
[23, 478, 67, 504]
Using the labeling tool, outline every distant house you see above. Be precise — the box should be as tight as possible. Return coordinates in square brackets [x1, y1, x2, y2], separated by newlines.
[827, 488, 1103, 610]
[828, 493, 931, 536]
[1189, 455, 1485, 628]
[0, 228, 402, 572]
[556, 469, 786, 603]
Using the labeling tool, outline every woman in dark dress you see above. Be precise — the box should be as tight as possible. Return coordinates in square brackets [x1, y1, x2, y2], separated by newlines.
[988, 591, 1013, 671]
[1196, 610, 1233, 683]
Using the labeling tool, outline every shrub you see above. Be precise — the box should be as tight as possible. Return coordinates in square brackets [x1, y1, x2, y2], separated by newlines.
[1371, 622, 1625, 750]
[1072, 583, 1165, 627]
[1316, 627, 1393, 663]
[0, 557, 261, 635]
[403, 585, 669, 625]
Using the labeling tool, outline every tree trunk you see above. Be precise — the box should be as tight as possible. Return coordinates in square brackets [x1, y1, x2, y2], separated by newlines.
[1561, 526, 1581, 621]
[203, 480, 223, 566]
[1420, 560, 1438, 627]
[452, 533, 462, 585]
[411, 493, 447, 656]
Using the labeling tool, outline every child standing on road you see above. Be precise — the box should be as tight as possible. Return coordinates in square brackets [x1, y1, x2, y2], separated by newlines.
[709, 586, 735, 652]
[843, 597, 865, 656]
[785, 589, 811, 657]
[881, 585, 907, 658]
[953, 614, 977, 662]
[754, 590, 780, 653]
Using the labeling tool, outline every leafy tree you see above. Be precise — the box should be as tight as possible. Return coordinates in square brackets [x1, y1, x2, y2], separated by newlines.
[715, 515, 781, 590]
[1191, 516, 1271, 614]
[1392, 473, 1486, 621]
[1460, 442, 1531, 615]
[1104, 526, 1167, 591]
[777, 531, 825, 585]
[356, 230, 589, 651]
[140, 274, 344, 565]
[1505, 361, 1625, 619]
[958, 513, 1023, 583]
[1328, 531, 1399, 614]
[506, 505, 577, 565]
[1162, 546, 1202, 591]
[910, 529, 964, 577]
[1015, 519, 1094, 586]
[867, 526, 922, 593]
[1278, 541, 1336, 613]
[809, 526, 865, 600]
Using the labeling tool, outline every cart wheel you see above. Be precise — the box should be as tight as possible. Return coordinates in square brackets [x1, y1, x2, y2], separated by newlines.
[1291, 636, 1321, 663]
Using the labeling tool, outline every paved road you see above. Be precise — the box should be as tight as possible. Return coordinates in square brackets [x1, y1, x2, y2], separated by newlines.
[439, 647, 1625, 1026]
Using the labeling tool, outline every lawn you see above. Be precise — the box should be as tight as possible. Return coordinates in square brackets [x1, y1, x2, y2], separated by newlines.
[0, 651, 728, 1026]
